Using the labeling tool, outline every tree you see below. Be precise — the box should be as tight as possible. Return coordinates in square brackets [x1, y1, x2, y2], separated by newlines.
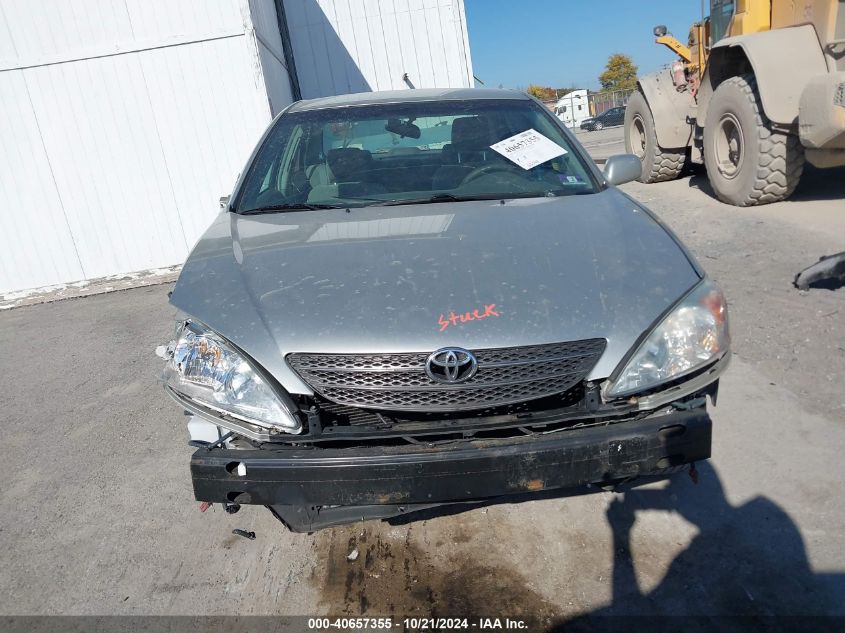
[599, 54, 638, 92]
[527, 84, 557, 101]
[526, 85, 579, 101]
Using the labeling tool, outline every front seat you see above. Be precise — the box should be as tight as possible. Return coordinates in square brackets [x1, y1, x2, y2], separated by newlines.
[314, 147, 387, 198]
[305, 147, 373, 188]
[326, 147, 371, 182]
[432, 116, 496, 190]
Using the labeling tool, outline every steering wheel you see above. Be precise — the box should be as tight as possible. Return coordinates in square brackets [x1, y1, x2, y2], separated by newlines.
[459, 164, 518, 186]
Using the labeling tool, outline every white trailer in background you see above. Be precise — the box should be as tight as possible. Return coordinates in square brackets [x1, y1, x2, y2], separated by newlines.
[553, 89, 590, 128]
[0, 0, 474, 294]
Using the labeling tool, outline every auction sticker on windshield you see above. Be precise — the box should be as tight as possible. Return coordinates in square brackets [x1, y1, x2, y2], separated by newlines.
[490, 128, 568, 170]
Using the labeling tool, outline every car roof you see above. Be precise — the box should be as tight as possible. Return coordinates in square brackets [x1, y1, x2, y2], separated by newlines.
[287, 88, 530, 113]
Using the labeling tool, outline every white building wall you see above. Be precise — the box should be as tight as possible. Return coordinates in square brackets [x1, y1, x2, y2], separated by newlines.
[0, 0, 274, 293]
[283, 0, 474, 99]
[0, 70, 86, 290]
[0, 0, 474, 293]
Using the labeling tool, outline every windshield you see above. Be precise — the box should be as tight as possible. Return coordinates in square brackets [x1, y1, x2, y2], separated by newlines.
[235, 98, 598, 213]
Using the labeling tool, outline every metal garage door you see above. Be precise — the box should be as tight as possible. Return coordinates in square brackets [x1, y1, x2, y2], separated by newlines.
[0, 0, 277, 293]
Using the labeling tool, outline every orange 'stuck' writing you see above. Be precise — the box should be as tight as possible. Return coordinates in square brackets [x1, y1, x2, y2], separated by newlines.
[438, 304, 500, 332]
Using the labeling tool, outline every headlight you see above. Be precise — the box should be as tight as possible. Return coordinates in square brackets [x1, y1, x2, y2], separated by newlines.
[604, 279, 729, 399]
[162, 321, 301, 433]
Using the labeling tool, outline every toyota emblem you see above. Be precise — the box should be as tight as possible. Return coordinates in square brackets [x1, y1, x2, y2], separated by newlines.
[425, 347, 478, 384]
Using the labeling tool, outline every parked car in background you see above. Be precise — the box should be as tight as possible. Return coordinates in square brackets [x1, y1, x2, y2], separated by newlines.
[159, 88, 729, 532]
[580, 106, 626, 131]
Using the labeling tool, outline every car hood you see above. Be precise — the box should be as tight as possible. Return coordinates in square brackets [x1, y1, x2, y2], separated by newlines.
[170, 189, 700, 394]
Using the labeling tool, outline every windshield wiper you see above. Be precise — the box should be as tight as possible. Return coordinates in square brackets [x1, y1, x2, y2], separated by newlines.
[239, 202, 342, 215]
[372, 193, 505, 207]
[369, 190, 596, 207]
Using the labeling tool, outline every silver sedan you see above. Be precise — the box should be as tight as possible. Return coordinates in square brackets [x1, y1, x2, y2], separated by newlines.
[159, 88, 730, 531]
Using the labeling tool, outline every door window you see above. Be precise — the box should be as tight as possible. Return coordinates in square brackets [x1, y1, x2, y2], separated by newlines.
[711, 0, 735, 43]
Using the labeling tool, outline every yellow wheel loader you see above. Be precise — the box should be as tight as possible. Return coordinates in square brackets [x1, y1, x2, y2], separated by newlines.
[625, 0, 845, 205]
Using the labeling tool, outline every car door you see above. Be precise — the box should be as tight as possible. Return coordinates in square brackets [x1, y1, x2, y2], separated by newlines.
[609, 108, 624, 126]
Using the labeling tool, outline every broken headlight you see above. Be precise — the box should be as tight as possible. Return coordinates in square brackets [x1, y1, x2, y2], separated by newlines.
[604, 279, 730, 399]
[162, 321, 302, 433]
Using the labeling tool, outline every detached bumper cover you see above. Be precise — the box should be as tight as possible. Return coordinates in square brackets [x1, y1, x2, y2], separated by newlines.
[190, 409, 711, 507]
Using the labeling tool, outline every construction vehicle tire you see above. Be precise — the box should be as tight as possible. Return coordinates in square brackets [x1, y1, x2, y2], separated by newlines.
[624, 90, 685, 183]
[703, 74, 804, 206]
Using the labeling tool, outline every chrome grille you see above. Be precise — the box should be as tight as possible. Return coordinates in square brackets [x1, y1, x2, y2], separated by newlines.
[287, 339, 606, 412]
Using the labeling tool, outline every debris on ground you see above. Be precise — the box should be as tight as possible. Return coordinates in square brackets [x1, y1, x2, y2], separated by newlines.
[232, 529, 256, 540]
[794, 251, 845, 290]
[689, 463, 699, 484]
[347, 547, 359, 561]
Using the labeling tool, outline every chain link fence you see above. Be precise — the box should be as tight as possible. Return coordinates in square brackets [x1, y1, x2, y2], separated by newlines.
[588, 88, 635, 117]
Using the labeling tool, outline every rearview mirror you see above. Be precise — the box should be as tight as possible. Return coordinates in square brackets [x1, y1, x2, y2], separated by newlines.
[385, 118, 421, 139]
[603, 154, 642, 186]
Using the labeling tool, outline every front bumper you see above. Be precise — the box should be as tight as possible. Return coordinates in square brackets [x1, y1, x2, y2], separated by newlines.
[191, 408, 711, 511]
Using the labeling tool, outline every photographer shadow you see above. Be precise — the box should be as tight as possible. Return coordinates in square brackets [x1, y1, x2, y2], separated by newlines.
[558, 461, 844, 628]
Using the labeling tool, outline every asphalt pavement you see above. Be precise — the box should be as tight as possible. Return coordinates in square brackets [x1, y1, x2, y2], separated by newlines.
[2, 126, 844, 626]
[572, 125, 626, 162]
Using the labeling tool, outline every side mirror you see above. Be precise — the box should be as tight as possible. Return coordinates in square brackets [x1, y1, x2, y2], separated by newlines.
[219, 195, 230, 210]
[653, 24, 668, 37]
[603, 154, 642, 186]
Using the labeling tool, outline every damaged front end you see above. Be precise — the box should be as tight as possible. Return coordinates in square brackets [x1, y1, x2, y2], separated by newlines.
[183, 377, 722, 532]
[161, 316, 728, 532]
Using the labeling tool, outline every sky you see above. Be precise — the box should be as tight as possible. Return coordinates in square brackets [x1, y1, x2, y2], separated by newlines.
[463, 0, 705, 92]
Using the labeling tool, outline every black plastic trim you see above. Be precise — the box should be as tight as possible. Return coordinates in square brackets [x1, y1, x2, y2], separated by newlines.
[191, 408, 711, 510]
